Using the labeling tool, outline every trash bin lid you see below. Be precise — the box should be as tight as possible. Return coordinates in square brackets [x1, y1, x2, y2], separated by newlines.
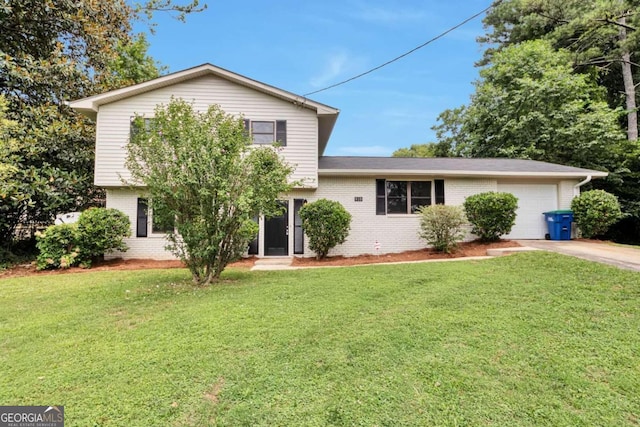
[542, 210, 573, 215]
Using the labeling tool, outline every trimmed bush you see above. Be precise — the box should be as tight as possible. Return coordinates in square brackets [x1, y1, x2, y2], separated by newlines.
[76, 207, 130, 266]
[35, 208, 130, 270]
[571, 190, 622, 238]
[299, 199, 352, 259]
[463, 192, 518, 242]
[417, 205, 467, 253]
[36, 224, 80, 270]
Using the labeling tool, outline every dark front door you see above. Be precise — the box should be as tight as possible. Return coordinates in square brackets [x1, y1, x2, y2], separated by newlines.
[264, 201, 289, 256]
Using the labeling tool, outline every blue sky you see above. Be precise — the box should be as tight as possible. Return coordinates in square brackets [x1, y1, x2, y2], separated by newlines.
[141, 0, 491, 156]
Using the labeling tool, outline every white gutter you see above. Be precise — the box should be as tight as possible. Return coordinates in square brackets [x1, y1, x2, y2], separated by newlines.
[319, 169, 608, 179]
[574, 175, 592, 196]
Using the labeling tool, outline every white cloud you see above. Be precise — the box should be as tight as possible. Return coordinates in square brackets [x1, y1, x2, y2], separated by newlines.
[337, 145, 393, 156]
[309, 50, 366, 88]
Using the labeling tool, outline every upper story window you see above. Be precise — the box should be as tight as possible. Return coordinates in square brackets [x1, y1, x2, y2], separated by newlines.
[376, 179, 445, 215]
[130, 117, 153, 139]
[243, 119, 287, 146]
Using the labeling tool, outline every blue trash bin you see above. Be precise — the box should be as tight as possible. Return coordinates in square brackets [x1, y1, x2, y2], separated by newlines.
[543, 210, 573, 240]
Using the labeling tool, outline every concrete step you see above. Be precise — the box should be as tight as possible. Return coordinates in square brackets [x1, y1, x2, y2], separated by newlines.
[253, 257, 293, 266]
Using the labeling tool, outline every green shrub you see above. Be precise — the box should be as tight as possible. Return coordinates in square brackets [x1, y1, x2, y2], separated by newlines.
[417, 205, 467, 253]
[463, 192, 518, 242]
[76, 207, 130, 267]
[36, 224, 80, 270]
[571, 190, 622, 238]
[299, 199, 352, 259]
[35, 208, 130, 270]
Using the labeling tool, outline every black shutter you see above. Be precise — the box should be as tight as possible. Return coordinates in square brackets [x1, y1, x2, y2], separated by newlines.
[294, 199, 304, 254]
[247, 216, 258, 255]
[435, 179, 445, 205]
[376, 179, 386, 215]
[137, 198, 148, 237]
[276, 120, 287, 146]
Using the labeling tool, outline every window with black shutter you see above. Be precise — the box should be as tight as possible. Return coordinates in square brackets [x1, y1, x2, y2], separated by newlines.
[375, 180, 437, 214]
[376, 179, 386, 215]
[294, 199, 305, 254]
[137, 198, 148, 238]
[276, 120, 287, 146]
[435, 179, 445, 204]
[243, 120, 287, 146]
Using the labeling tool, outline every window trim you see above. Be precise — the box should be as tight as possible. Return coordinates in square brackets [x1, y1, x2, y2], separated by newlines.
[251, 120, 276, 144]
[136, 198, 148, 237]
[293, 199, 305, 254]
[376, 179, 445, 215]
[242, 119, 287, 146]
[130, 116, 153, 139]
[137, 197, 174, 237]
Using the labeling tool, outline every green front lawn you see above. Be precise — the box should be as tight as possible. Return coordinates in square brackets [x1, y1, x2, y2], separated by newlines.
[1, 253, 638, 426]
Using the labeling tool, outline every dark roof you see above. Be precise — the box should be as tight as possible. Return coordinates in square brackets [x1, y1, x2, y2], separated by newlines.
[318, 156, 607, 177]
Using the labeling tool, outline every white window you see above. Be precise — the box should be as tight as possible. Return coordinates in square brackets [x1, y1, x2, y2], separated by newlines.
[243, 120, 287, 146]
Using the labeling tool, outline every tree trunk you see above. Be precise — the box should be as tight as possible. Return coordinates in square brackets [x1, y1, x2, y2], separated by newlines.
[619, 17, 638, 141]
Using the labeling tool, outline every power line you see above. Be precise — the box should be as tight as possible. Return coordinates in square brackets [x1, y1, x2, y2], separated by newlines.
[303, 1, 500, 97]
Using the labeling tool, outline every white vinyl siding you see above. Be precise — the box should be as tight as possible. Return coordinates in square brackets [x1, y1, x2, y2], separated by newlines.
[95, 74, 318, 188]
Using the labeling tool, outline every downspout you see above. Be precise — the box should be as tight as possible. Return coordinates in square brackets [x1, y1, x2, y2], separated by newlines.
[574, 175, 592, 197]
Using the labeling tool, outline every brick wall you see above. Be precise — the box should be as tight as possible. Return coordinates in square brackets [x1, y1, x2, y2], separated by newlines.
[105, 189, 177, 260]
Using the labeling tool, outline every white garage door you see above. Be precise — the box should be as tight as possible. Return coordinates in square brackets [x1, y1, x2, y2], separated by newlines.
[497, 183, 558, 239]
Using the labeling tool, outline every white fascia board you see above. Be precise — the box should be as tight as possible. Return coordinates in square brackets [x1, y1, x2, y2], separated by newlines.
[318, 169, 609, 179]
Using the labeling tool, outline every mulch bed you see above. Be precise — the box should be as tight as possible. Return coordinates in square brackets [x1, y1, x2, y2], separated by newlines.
[1, 240, 520, 279]
[292, 240, 520, 267]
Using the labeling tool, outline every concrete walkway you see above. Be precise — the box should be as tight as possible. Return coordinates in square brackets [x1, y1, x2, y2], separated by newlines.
[250, 255, 496, 271]
[517, 240, 640, 272]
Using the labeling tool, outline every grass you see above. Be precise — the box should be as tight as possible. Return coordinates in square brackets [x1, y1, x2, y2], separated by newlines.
[1, 252, 639, 426]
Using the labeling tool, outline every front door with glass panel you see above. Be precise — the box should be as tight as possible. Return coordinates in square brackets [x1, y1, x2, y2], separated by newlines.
[264, 201, 289, 256]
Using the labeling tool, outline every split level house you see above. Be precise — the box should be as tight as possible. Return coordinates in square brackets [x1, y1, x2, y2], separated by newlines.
[69, 63, 607, 259]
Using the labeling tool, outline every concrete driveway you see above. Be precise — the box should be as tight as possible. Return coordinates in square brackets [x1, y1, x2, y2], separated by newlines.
[517, 240, 640, 272]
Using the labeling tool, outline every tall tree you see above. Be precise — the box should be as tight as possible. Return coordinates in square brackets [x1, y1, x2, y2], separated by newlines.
[127, 99, 293, 285]
[480, 0, 640, 140]
[100, 33, 167, 91]
[436, 40, 626, 170]
[0, 0, 202, 247]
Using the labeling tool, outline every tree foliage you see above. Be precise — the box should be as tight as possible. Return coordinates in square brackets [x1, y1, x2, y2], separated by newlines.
[417, 205, 467, 253]
[571, 189, 623, 238]
[476, 0, 640, 242]
[35, 208, 130, 270]
[393, 143, 442, 158]
[299, 199, 352, 259]
[463, 192, 519, 242]
[0, 0, 201, 248]
[127, 99, 293, 285]
[480, 0, 640, 140]
[438, 40, 626, 169]
[76, 208, 131, 265]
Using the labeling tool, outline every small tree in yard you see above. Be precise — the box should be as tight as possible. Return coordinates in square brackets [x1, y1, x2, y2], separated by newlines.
[299, 199, 351, 259]
[463, 192, 518, 242]
[127, 98, 293, 285]
[417, 205, 467, 253]
[571, 190, 623, 238]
